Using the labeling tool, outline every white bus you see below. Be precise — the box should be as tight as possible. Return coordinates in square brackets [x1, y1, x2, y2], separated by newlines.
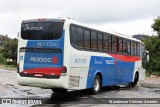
[17, 17, 149, 94]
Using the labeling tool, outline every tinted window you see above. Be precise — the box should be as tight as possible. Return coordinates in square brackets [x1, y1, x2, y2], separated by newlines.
[134, 42, 137, 55]
[137, 43, 140, 56]
[119, 38, 123, 53]
[141, 43, 145, 58]
[91, 31, 97, 50]
[84, 30, 90, 49]
[131, 41, 135, 55]
[123, 39, 127, 54]
[98, 33, 103, 50]
[21, 22, 64, 40]
[70, 26, 83, 48]
[112, 36, 117, 52]
[127, 40, 131, 54]
[76, 27, 83, 48]
[70, 26, 77, 46]
[103, 34, 110, 51]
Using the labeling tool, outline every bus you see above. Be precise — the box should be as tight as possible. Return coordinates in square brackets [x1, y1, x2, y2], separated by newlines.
[17, 17, 149, 94]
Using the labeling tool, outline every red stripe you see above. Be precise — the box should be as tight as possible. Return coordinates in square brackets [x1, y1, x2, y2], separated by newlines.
[109, 54, 141, 62]
[21, 68, 61, 76]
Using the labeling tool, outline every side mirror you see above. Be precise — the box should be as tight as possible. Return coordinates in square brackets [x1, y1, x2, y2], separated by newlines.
[146, 51, 149, 62]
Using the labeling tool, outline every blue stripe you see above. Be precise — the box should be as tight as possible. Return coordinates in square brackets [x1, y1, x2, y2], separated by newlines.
[23, 30, 65, 71]
[86, 56, 135, 88]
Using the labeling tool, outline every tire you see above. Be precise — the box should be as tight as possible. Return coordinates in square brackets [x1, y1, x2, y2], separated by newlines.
[92, 75, 101, 94]
[51, 88, 67, 94]
[130, 73, 139, 87]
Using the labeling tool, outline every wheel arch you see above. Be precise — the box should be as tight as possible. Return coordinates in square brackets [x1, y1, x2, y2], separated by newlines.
[133, 71, 139, 82]
[135, 71, 139, 81]
[93, 71, 103, 87]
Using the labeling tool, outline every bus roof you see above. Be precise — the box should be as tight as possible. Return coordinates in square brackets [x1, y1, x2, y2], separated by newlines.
[21, 17, 144, 44]
[64, 18, 144, 44]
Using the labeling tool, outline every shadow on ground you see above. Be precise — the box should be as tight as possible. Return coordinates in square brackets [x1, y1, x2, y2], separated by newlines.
[31, 85, 135, 106]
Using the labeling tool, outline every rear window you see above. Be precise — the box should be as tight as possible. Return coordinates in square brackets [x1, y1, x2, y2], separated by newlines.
[21, 22, 64, 40]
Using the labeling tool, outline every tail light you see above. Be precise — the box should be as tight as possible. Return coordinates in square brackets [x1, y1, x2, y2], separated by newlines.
[38, 18, 46, 21]
[61, 66, 67, 73]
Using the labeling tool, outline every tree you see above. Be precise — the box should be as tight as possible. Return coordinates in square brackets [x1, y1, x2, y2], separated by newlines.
[142, 16, 160, 73]
[0, 47, 7, 64]
[152, 16, 160, 37]
[2, 38, 18, 62]
[143, 36, 160, 72]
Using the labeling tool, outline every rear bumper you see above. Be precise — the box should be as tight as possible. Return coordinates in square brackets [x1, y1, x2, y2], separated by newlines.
[17, 73, 68, 89]
[19, 73, 60, 79]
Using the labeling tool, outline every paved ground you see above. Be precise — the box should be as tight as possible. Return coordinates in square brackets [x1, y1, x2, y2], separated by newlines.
[0, 69, 160, 107]
[140, 77, 160, 88]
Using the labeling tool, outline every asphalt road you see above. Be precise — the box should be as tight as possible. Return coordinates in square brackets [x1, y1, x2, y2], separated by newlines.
[0, 69, 160, 107]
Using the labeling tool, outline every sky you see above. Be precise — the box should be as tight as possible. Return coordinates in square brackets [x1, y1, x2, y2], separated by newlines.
[0, 0, 160, 38]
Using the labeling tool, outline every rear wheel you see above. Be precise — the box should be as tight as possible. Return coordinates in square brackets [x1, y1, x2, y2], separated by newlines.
[92, 75, 101, 94]
[51, 88, 67, 94]
[130, 72, 139, 87]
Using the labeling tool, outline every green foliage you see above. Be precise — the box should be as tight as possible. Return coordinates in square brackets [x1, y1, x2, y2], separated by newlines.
[2, 38, 18, 62]
[0, 48, 7, 64]
[143, 16, 160, 73]
[152, 16, 160, 37]
[0, 34, 9, 46]
[143, 37, 160, 72]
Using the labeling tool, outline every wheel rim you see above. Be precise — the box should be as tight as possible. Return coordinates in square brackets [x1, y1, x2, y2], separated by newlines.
[94, 78, 100, 91]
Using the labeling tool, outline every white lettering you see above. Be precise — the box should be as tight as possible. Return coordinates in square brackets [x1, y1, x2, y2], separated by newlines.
[75, 58, 86, 64]
[106, 60, 114, 64]
[37, 42, 58, 47]
[30, 57, 52, 63]
[94, 58, 102, 64]
[24, 24, 43, 31]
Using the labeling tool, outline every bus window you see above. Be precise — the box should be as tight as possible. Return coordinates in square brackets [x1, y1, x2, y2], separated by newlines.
[91, 31, 97, 50]
[127, 40, 131, 54]
[98, 33, 103, 51]
[134, 42, 137, 55]
[70, 26, 83, 48]
[119, 38, 123, 53]
[84, 29, 91, 49]
[21, 22, 64, 40]
[131, 41, 135, 55]
[112, 36, 117, 52]
[123, 39, 127, 54]
[141, 43, 145, 58]
[103, 34, 110, 51]
[70, 26, 77, 46]
[137, 43, 140, 56]
[109, 36, 112, 52]
[76, 27, 83, 48]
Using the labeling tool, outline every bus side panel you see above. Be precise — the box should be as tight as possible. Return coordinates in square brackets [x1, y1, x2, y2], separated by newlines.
[86, 56, 116, 88]
[68, 68, 89, 90]
[114, 61, 135, 84]
[86, 55, 140, 89]
[68, 52, 142, 90]
[68, 55, 90, 90]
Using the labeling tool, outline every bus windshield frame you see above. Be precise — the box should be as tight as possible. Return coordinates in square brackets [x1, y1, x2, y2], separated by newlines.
[21, 22, 64, 40]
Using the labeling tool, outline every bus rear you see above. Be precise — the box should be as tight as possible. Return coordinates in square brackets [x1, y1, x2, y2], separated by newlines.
[17, 18, 68, 90]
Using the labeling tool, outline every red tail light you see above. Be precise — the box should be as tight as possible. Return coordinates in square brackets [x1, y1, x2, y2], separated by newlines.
[61, 66, 67, 73]
[38, 18, 46, 21]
